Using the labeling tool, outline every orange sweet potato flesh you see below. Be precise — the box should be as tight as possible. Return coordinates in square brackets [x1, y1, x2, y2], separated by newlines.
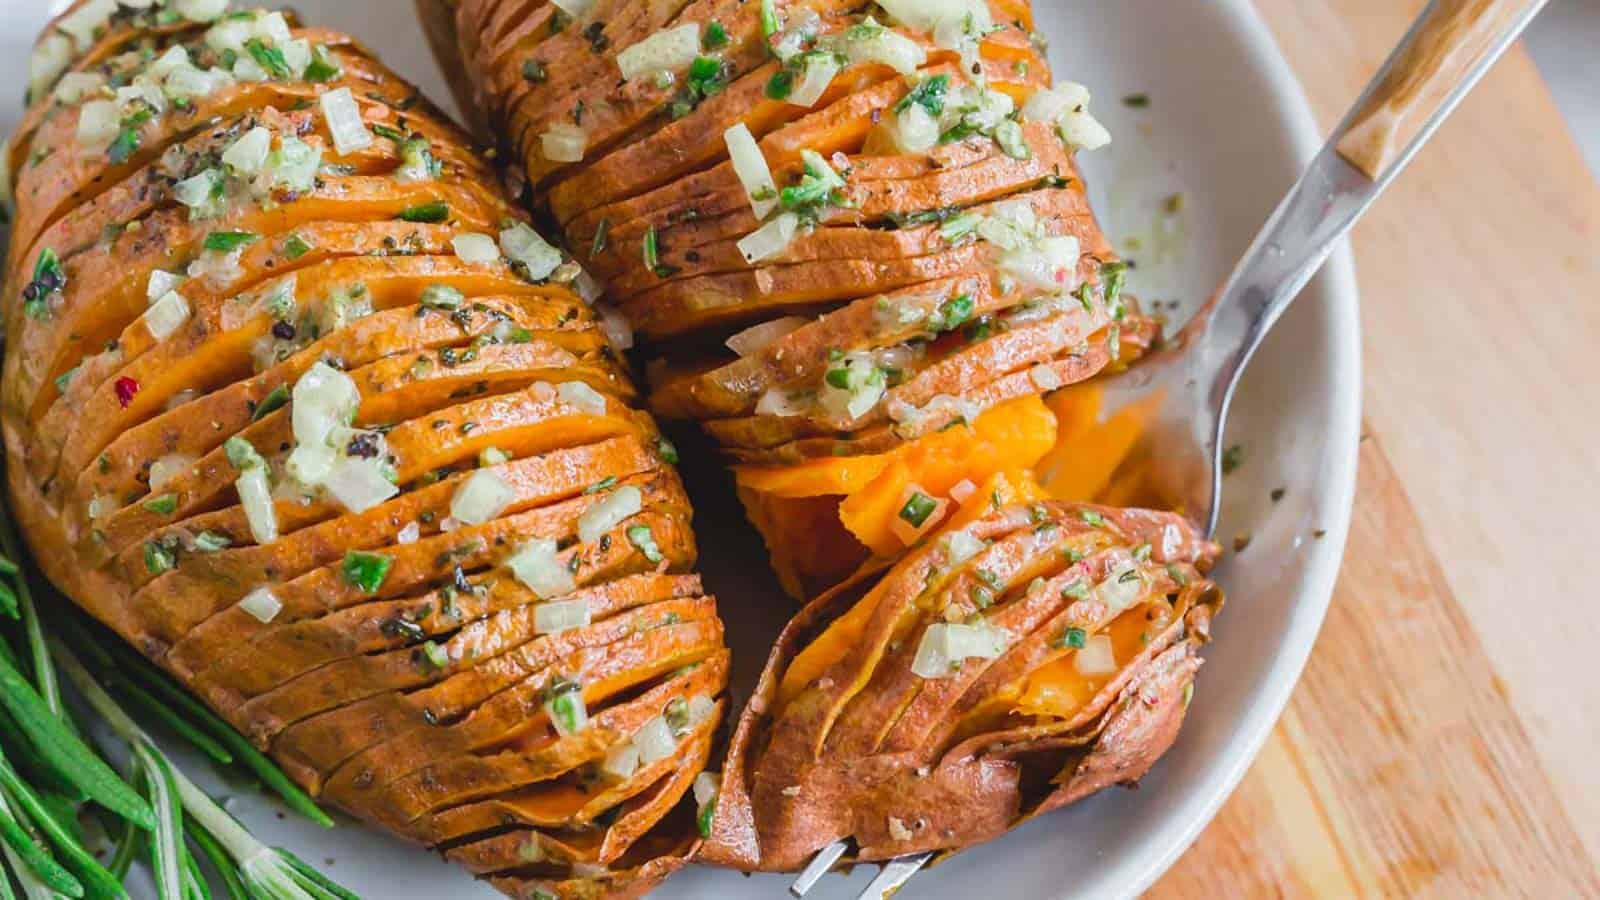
[3, 10, 728, 900]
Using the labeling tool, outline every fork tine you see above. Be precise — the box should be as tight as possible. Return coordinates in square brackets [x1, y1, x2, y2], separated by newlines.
[790, 840, 849, 897]
[856, 852, 932, 899]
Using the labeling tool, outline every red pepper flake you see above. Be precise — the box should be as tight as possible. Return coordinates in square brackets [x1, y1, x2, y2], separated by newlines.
[114, 376, 140, 408]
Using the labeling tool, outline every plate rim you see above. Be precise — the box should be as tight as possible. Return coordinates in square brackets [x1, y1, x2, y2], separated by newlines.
[1102, 2, 1364, 896]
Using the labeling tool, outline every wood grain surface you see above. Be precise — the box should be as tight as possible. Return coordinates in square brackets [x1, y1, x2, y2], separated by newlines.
[1152, 0, 1600, 894]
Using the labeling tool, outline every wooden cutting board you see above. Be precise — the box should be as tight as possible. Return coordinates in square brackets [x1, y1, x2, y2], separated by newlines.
[1150, 1, 1600, 895]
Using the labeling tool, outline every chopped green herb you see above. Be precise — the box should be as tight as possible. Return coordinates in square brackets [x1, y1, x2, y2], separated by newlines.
[223, 436, 265, 470]
[420, 640, 450, 670]
[927, 294, 975, 334]
[203, 231, 259, 253]
[522, 59, 547, 82]
[282, 234, 312, 259]
[642, 226, 677, 277]
[627, 524, 664, 563]
[697, 796, 717, 838]
[419, 284, 465, 309]
[1061, 579, 1089, 599]
[591, 218, 610, 257]
[1054, 627, 1087, 649]
[371, 123, 407, 142]
[760, 0, 781, 39]
[245, 38, 291, 78]
[143, 494, 178, 515]
[765, 68, 794, 101]
[584, 476, 618, 495]
[1079, 509, 1106, 527]
[1123, 93, 1151, 108]
[704, 21, 730, 50]
[192, 531, 232, 553]
[398, 202, 450, 223]
[341, 551, 393, 594]
[656, 437, 679, 465]
[895, 74, 950, 116]
[252, 384, 290, 421]
[144, 541, 176, 575]
[899, 491, 938, 528]
[1221, 444, 1245, 475]
[304, 44, 342, 82]
[53, 367, 77, 393]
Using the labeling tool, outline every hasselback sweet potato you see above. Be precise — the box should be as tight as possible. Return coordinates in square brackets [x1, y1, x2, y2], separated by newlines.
[4, 4, 728, 898]
[432, 0, 1229, 886]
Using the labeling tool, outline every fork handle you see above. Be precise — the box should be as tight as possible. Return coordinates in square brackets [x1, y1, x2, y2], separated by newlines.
[1336, 0, 1546, 178]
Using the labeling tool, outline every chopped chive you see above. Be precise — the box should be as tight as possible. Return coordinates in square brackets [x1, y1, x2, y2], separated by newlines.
[704, 21, 730, 50]
[252, 384, 289, 421]
[584, 476, 618, 495]
[282, 233, 312, 259]
[143, 494, 177, 515]
[144, 541, 176, 575]
[626, 524, 663, 563]
[398, 201, 450, 223]
[899, 492, 937, 528]
[245, 38, 291, 78]
[656, 437, 679, 465]
[341, 551, 392, 594]
[522, 59, 547, 83]
[202, 231, 259, 253]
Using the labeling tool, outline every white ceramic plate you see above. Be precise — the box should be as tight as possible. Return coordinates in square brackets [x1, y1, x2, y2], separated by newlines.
[0, 1, 1360, 897]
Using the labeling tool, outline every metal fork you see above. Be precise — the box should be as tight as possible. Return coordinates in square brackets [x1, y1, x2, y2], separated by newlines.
[792, 0, 1550, 896]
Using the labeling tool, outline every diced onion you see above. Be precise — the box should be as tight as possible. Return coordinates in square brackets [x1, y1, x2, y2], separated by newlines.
[540, 123, 587, 163]
[877, 0, 987, 35]
[1074, 633, 1117, 675]
[265, 137, 321, 193]
[148, 454, 196, 492]
[534, 597, 592, 635]
[693, 771, 720, 807]
[725, 316, 807, 357]
[911, 621, 1006, 679]
[239, 587, 282, 624]
[632, 716, 677, 765]
[596, 304, 634, 351]
[59, 0, 117, 51]
[76, 100, 120, 152]
[499, 222, 564, 281]
[452, 233, 500, 265]
[174, 168, 223, 213]
[578, 484, 642, 543]
[787, 54, 840, 107]
[253, 11, 293, 45]
[558, 381, 608, 416]
[889, 103, 940, 154]
[616, 25, 700, 82]
[602, 742, 641, 779]
[222, 126, 272, 174]
[724, 124, 779, 219]
[450, 469, 515, 526]
[949, 479, 977, 505]
[236, 467, 278, 544]
[837, 26, 925, 75]
[941, 527, 985, 566]
[755, 388, 806, 418]
[150, 47, 192, 79]
[1059, 111, 1113, 152]
[322, 457, 399, 513]
[1095, 562, 1145, 616]
[1022, 83, 1088, 124]
[291, 361, 360, 452]
[175, 0, 229, 21]
[999, 235, 1082, 292]
[319, 87, 372, 156]
[88, 494, 116, 521]
[147, 270, 185, 301]
[737, 212, 799, 264]
[54, 72, 106, 104]
[144, 290, 191, 341]
[163, 65, 230, 102]
[279, 38, 312, 79]
[397, 521, 421, 545]
[1029, 364, 1063, 392]
[686, 694, 716, 725]
[506, 537, 575, 599]
[29, 35, 73, 103]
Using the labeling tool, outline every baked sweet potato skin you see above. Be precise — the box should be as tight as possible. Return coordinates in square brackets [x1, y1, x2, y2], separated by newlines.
[5, 7, 728, 899]
[698, 503, 1222, 872]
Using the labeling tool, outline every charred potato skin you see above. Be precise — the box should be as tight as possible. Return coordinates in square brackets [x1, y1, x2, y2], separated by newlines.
[4, 4, 730, 898]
